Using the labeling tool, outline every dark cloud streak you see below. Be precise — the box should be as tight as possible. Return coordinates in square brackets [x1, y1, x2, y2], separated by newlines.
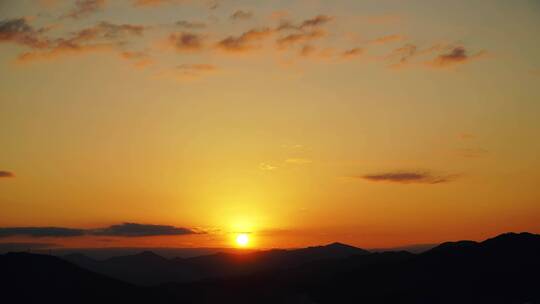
[0, 227, 86, 238]
[91, 223, 199, 237]
[358, 171, 458, 184]
[64, 0, 106, 19]
[230, 10, 253, 21]
[0, 223, 200, 238]
[0, 171, 15, 178]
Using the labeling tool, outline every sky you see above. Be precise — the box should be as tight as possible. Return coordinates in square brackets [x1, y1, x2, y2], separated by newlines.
[1, 0, 540, 250]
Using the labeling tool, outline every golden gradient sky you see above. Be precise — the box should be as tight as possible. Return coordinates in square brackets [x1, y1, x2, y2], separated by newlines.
[1, 0, 540, 249]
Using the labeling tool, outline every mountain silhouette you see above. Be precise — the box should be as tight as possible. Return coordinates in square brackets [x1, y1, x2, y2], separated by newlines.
[163, 232, 540, 303]
[0, 252, 160, 304]
[64, 242, 369, 285]
[3, 232, 539, 304]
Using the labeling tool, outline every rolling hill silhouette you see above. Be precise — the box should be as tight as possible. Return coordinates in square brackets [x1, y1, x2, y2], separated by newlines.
[63, 241, 369, 285]
[2, 232, 539, 304]
[0, 252, 160, 304]
[163, 232, 540, 303]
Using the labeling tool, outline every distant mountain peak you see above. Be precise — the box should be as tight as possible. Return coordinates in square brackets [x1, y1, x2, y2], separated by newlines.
[302, 242, 370, 256]
[431, 240, 478, 250]
[137, 250, 162, 257]
[64, 253, 96, 262]
[327, 242, 353, 248]
[484, 231, 538, 242]
[104, 250, 169, 265]
[130, 251, 169, 261]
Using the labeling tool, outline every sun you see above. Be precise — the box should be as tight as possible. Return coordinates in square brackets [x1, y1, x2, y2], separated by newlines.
[235, 233, 249, 247]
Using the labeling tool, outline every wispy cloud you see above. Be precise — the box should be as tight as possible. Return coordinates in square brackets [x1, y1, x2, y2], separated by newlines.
[342, 47, 364, 59]
[276, 29, 325, 48]
[358, 171, 458, 184]
[277, 15, 333, 31]
[0, 18, 50, 49]
[259, 163, 278, 171]
[63, 0, 106, 19]
[286, 158, 312, 165]
[0, 171, 15, 178]
[1, 10, 487, 73]
[119, 51, 153, 68]
[0, 227, 86, 238]
[14, 21, 145, 62]
[230, 10, 253, 21]
[168, 32, 205, 51]
[387, 44, 486, 70]
[368, 34, 405, 45]
[176, 20, 206, 29]
[217, 28, 273, 53]
[176, 63, 217, 77]
[427, 46, 487, 68]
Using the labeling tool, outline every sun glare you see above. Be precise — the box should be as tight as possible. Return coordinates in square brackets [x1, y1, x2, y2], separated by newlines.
[236, 233, 249, 247]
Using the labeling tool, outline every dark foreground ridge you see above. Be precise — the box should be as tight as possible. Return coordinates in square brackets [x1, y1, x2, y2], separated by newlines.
[2, 232, 539, 304]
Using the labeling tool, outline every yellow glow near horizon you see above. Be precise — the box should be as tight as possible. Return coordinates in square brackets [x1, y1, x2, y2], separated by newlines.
[236, 233, 250, 247]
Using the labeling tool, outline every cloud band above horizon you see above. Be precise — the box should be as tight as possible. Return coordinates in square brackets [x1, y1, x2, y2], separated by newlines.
[0, 223, 201, 238]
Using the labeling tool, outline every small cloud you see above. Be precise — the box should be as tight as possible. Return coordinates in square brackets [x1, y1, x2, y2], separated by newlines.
[259, 163, 277, 171]
[0, 18, 50, 49]
[386, 44, 485, 70]
[299, 15, 333, 29]
[286, 158, 312, 165]
[300, 44, 316, 57]
[342, 47, 364, 59]
[277, 15, 333, 32]
[207, 0, 219, 10]
[387, 43, 445, 69]
[0, 171, 15, 178]
[176, 20, 206, 29]
[168, 32, 204, 51]
[0, 227, 86, 238]
[230, 10, 253, 21]
[427, 46, 487, 68]
[386, 43, 419, 69]
[119, 51, 153, 68]
[175, 63, 217, 78]
[63, 0, 106, 19]
[276, 29, 325, 48]
[358, 171, 458, 184]
[91, 223, 200, 237]
[368, 34, 405, 45]
[217, 28, 273, 53]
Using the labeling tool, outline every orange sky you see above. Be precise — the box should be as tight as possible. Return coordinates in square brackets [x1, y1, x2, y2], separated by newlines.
[1, 0, 540, 249]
